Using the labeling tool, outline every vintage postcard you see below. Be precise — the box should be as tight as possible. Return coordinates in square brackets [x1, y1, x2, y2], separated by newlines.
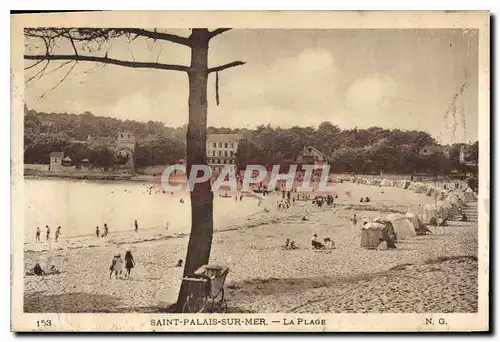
[10, 11, 490, 332]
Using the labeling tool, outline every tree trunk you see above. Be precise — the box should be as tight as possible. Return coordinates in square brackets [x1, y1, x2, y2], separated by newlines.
[175, 29, 214, 312]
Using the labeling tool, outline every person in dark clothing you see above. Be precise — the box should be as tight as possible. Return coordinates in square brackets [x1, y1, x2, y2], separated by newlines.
[311, 234, 324, 249]
[109, 255, 118, 279]
[124, 251, 135, 278]
[45, 225, 50, 240]
[103, 223, 109, 237]
[36, 227, 40, 242]
[134, 220, 138, 232]
[55, 226, 61, 242]
[96, 226, 100, 238]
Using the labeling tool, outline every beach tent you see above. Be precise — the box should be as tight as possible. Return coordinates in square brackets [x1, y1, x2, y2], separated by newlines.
[401, 180, 411, 189]
[381, 179, 392, 187]
[423, 204, 442, 224]
[414, 183, 427, 193]
[360, 221, 396, 249]
[384, 213, 417, 240]
[437, 191, 447, 201]
[405, 212, 431, 235]
[448, 193, 466, 207]
[464, 188, 477, 202]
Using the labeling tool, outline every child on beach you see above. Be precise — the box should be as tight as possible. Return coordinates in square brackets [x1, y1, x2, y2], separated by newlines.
[109, 253, 124, 279]
[45, 225, 50, 240]
[96, 226, 100, 238]
[124, 251, 135, 278]
[36, 227, 40, 242]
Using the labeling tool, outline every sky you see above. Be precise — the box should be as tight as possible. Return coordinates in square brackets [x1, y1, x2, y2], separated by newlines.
[24, 29, 479, 144]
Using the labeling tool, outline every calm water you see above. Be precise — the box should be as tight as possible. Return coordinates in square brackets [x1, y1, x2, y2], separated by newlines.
[24, 179, 261, 240]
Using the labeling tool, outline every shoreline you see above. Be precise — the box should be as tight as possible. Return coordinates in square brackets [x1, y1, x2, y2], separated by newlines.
[24, 171, 159, 183]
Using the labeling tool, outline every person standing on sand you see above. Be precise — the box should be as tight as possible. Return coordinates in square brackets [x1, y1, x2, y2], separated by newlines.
[134, 220, 138, 232]
[124, 251, 135, 278]
[96, 226, 100, 238]
[36, 227, 40, 242]
[103, 223, 109, 237]
[45, 225, 50, 240]
[55, 226, 61, 242]
[109, 254, 118, 278]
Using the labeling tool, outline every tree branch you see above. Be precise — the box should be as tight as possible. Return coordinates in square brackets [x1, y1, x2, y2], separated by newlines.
[208, 61, 246, 73]
[64, 30, 79, 56]
[26, 60, 50, 83]
[208, 28, 232, 39]
[119, 28, 192, 46]
[24, 60, 44, 71]
[24, 53, 190, 72]
[39, 61, 78, 99]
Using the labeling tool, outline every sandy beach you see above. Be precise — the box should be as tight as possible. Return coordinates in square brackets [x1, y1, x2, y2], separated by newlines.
[23, 182, 478, 313]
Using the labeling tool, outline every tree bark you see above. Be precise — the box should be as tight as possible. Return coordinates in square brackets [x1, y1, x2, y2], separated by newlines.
[175, 29, 214, 312]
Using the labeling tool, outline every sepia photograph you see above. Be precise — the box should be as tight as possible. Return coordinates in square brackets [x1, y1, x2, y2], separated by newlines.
[10, 11, 490, 332]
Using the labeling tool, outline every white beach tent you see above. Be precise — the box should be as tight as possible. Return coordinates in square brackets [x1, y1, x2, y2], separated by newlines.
[405, 212, 431, 235]
[423, 204, 443, 223]
[464, 187, 478, 202]
[384, 213, 417, 240]
[380, 179, 392, 187]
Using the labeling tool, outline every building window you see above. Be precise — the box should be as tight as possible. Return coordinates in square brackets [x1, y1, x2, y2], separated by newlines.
[217, 151, 221, 157]
[219, 143, 222, 148]
[224, 151, 228, 157]
[121, 134, 124, 138]
[213, 143, 216, 148]
[224, 143, 228, 148]
[230, 151, 234, 157]
[230, 143, 234, 148]
[308, 147, 312, 153]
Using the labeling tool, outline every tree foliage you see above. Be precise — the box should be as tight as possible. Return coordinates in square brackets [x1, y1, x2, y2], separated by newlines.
[25, 112, 478, 175]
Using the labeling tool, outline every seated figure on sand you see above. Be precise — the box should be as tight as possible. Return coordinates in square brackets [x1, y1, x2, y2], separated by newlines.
[311, 234, 324, 249]
[377, 238, 388, 250]
[324, 238, 335, 249]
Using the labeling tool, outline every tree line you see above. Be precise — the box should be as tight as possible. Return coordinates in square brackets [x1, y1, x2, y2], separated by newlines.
[24, 109, 477, 175]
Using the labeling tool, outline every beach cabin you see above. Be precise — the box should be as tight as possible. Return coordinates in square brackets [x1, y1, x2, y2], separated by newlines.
[62, 156, 72, 167]
[79, 158, 90, 170]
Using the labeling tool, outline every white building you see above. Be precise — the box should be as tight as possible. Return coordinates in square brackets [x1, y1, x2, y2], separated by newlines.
[49, 151, 64, 171]
[206, 133, 240, 170]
